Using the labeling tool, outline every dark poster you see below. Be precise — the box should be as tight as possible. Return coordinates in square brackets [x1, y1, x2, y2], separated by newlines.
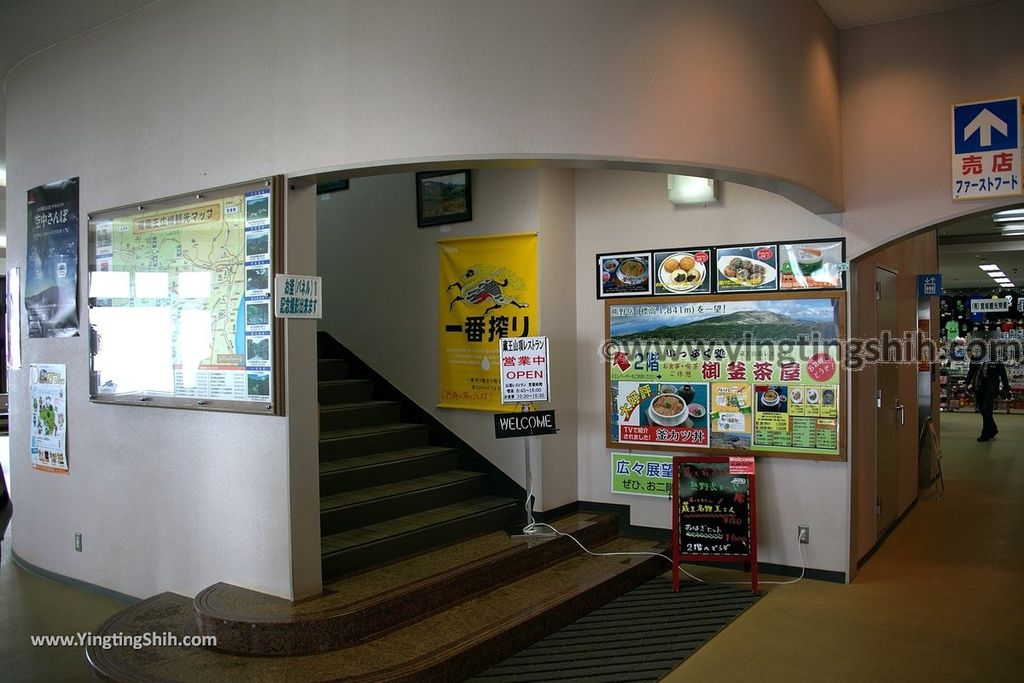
[26, 178, 80, 337]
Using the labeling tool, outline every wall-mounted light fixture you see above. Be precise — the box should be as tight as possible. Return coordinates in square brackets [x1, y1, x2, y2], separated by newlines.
[667, 175, 719, 206]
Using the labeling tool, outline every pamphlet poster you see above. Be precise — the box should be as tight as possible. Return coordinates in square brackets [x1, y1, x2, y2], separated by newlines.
[30, 364, 68, 474]
[715, 245, 779, 292]
[439, 234, 537, 411]
[607, 297, 841, 456]
[779, 241, 844, 290]
[26, 178, 80, 337]
[653, 248, 712, 295]
[612, 453, 674, 497]
[597, 252, 653, 298]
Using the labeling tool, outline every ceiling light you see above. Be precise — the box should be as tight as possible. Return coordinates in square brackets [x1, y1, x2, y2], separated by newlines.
[667, 175, 719, 206]
[993, 208, 1024, 222]
[978, 264, 1000, 271]
[994, 277, 1012, 283]
[988, 271, 1007, 278]
[999, 283, 1015, 288]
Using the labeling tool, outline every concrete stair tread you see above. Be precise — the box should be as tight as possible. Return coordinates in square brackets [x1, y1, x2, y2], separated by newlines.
[321, 495, 518, 555]
[320, 470, 486, 511]
[318, 378, 369, 388]
[319, 446, 456, 475]
[88, 537, 669, 681]
[320, 400, 399, 413]
[320, 422, 423, 441]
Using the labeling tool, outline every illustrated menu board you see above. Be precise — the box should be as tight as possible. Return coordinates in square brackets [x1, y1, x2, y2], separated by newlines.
[606, 294, 845, 459]
[596, 239, 845, 298]
[672, 455, 758, 593]
[88, 178, 282, 414]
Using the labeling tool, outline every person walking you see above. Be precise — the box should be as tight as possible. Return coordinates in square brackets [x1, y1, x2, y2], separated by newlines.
[965, 349, 1012, 442]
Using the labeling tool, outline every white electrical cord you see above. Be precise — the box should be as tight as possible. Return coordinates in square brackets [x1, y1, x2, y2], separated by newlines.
[520, 518, 808, 588]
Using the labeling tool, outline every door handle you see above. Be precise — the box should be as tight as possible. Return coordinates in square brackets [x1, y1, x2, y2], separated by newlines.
[895, 399, 905, 426]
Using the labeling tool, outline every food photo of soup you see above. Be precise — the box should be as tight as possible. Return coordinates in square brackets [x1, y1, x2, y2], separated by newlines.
[648, 392, 688, 426]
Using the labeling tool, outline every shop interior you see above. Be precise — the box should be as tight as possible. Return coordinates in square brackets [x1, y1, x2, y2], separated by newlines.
[937, 206, 1024, 412]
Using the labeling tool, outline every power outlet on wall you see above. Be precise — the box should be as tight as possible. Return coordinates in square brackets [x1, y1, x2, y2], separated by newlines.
[798, 526, 809, 544]
[74, 532, 82, 552]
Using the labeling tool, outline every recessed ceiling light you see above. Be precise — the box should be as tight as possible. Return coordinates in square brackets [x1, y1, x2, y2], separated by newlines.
[994, 277, 1012, 283]
[978, 264, 1000, 271]
[999, 283, 1015, 288]
[989, 271, 1007, 278]
[993, 208, 1024, 222]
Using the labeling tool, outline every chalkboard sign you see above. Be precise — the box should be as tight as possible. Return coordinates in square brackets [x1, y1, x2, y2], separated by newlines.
[672, 455, 758, 593]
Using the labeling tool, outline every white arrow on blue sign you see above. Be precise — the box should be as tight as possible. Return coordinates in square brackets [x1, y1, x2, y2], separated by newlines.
[951, 96, 1022, 200]
[954, 98, 1018, 153]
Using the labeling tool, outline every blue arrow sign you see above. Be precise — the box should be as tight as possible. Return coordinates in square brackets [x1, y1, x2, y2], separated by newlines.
[954, 98, 1018, 154]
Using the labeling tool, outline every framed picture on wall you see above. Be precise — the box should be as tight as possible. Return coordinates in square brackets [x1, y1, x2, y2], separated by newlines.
[416, 169, 473, 227]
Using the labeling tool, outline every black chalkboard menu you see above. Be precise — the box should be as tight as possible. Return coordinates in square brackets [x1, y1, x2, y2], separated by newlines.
[672, 455, 758, 593]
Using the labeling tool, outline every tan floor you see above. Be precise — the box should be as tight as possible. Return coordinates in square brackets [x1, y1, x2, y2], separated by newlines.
[666, 410, 1024, 682]
[2, 412, 1023, 681]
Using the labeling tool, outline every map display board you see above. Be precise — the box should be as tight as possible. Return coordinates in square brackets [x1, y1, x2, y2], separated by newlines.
[88, 178, 281, 414]
[606, 293, 845, 460]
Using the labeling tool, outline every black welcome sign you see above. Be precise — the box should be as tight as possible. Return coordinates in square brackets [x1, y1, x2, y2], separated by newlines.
[494, 410, 558, 439]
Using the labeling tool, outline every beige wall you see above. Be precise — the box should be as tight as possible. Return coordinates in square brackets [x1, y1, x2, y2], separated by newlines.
[838, 0, 1024, 256]
[574, 169, 850, 573]
[315, 168, 579, 511]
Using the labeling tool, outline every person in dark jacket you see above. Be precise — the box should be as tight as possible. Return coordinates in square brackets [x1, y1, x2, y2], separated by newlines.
[1, 466, 12, 573]
[965, 351, 1012, 442]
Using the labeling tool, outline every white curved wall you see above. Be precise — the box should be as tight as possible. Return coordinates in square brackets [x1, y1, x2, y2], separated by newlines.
[4, 0, 841, 599]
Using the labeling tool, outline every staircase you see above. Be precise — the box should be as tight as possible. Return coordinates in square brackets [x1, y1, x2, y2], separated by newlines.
[316, 334, 521, 579]
[87, 513, 670, 681]
[85, 335, 674, 680]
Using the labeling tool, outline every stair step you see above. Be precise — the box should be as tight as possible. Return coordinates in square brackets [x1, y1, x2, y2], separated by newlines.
[319, 400, 401, 430]
[319, 423, 429, 460]
[195, 514, 620, 655]
[88, 537, 668, 680]
[317, 358, 349, 381]
[318, 378, 374, 404]
[320, 470, 490, 535]
[321, 495, 519, 579]
[319, 446, 460, 495]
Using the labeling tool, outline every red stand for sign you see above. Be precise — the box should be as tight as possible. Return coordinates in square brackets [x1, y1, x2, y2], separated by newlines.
[672, 455, 758, 594]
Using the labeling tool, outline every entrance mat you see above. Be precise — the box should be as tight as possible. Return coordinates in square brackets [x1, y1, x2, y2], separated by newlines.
[470, 577, 761, 682]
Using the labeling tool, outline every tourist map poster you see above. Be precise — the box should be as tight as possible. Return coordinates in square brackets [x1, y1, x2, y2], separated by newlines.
[30, 364, 68, 474]
[89, 180, 277, 411]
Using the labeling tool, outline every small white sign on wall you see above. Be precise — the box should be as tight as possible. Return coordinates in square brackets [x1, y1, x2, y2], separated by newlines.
[274, 274, 322, 319]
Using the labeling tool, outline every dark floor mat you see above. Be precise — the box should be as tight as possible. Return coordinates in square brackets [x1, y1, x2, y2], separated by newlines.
[469, 576, 760, 682]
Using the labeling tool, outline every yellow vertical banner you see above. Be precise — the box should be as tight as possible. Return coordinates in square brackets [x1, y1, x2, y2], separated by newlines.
[439, 233, 538, 410]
